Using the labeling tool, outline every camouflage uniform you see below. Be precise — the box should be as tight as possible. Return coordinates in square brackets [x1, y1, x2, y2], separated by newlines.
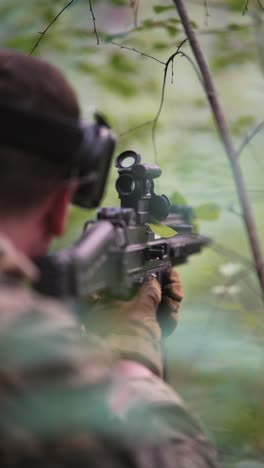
[0, 236, 221, 467]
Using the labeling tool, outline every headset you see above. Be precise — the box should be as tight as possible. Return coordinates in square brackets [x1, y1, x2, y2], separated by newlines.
[0, 104, 116, 208]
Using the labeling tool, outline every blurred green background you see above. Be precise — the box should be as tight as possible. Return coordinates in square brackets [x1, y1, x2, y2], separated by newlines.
[1, 0, 264, 465]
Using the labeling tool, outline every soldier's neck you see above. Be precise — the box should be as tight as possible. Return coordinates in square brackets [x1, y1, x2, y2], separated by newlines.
[0, 214, 51, 258]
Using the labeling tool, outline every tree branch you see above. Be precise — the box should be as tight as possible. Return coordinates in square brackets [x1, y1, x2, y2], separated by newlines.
[112, 39, 202, 158]
[236, 120, 264, 159]
[257, 0, 264, 12]
[30, 0, 99, 55]
[88, 0, 99, 45]
[130, 0, 139, 28]
[30, 0, 75, 55]
[203, 0, 210, 26]
[151, 39, 188, 160]
[172, 0, 264, 296]
[111, 42, 166, 65]
[243, 0, 249, 15]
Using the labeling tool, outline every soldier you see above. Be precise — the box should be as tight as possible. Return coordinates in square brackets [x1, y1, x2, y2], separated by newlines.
[0, 49, 220, 466]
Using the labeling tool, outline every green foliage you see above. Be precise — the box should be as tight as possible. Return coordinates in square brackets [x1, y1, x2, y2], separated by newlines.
[139, 18, 181, 36]
[109, 52, 136, 73]
[169, 191, 188, 206]
[98, 74, 138, 97]
[231, 115, 256, 136]
[228, 0, 247, 11]
[212, 26, 255, 71]
[194, 203, 221, 221]
[110, 0, 127, 5]
[149, 219, 177, 238]
[153, 5, 176, 14]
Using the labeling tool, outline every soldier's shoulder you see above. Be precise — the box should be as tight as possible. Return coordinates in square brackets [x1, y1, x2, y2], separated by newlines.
[0, 233, 78, 332]
[106, 372, 221, 465]
[0, 235, 115, 390]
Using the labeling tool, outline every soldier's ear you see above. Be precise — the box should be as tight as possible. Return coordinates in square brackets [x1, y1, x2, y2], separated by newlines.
[44, 185, 74, 237]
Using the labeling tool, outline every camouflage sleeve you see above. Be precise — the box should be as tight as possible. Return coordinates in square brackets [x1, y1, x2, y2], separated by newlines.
[106, 371, 221, 467]
[0, 284, 221, 467]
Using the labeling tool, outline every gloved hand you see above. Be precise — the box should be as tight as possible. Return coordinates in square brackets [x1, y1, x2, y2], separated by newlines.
[158, 267, 183, 338]
[85, 269, 183, 377]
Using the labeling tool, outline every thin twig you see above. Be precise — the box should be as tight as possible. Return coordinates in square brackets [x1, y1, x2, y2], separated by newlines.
[30, 0, 75, 55]
[203, 0, 210, 26]
[119, 119, 154, 137]
[211, 241, 253, 268]
[236, 120, 264, 159]
[111, 41, 166, 65]
[171, 59, 174, 84]
[242, 0, 249, 15]
[130, 0, 139, 28]
[227, 205, 242, 218]
[88, 0, 99, 45]
[151, 44, 204, 161]
[257, 0, 264, 11]
[178, 51, 203, 84]
[173, 0, 264, 295]
[151, 39, 188, 161]
[112, 39, 203, 158]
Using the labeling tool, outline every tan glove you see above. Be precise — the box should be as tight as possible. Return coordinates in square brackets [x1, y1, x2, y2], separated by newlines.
[157, 267, 184, 338]
[85, 269, 183, 377]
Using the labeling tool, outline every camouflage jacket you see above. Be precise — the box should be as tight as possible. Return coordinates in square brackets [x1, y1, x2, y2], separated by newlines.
[0, 235, 221, 467]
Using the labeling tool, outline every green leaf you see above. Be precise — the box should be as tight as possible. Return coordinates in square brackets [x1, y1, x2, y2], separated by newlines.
[227, 23, 245, 31]
[141, 19, 154, 29]
[109, 52, 136, 73]
[229, 0, 245, 11]
[169, 191, 188, 206]
[75, 61, 96, 74]
[140, 19, 179, 36]
[98, 74, 137, 97]
[148, 220, 177, 238]
[231, 115, 256, 136]
[105, 30, 130, 42]
[194, 203, 220, 221]
[110, 0, 127, 4]
[153, 5, 175, 14]
[153, 41, 172, 50]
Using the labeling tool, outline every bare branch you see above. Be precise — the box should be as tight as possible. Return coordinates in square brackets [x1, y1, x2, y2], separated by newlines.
[151, 39, 188, 161]
[243, 0, 249, 15]
[119, 119, 154, 137]
[236, 120, 264, 159]
[243, 0, 264, 14]
[112, 39, 202, 160]
[227, 205, 242, 218]
[173, 0, 264, 295]
[111, 41, 166, 65]
[257, 0, 264, 11]
[177, 51, 203, 85]
[151, 44, 204, 161]
[203, 0, 210, 26]
[30, 0, 75, 55]
[130, 0, 139, 28]
[88, 0, 99, 45]
[211, 242, 253, 269]
[171, 59, 174, 84]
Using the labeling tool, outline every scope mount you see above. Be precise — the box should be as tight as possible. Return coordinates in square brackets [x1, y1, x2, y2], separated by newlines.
[115, 150, 170, 225]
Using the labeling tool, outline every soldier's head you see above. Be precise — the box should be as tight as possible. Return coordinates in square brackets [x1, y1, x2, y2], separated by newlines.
[0, 49, 81, 256]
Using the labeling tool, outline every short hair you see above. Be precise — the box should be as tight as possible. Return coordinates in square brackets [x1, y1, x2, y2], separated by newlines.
[0, 49, 81, 215]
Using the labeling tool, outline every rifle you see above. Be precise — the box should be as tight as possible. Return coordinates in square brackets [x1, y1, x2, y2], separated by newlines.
[35, 150, 210, 299]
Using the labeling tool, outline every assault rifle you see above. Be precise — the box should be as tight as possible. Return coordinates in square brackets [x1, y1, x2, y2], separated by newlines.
[35, 151, 210, 299]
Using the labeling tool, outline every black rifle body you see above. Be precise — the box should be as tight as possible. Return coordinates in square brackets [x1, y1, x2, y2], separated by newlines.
[36, 208, 209, 299]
